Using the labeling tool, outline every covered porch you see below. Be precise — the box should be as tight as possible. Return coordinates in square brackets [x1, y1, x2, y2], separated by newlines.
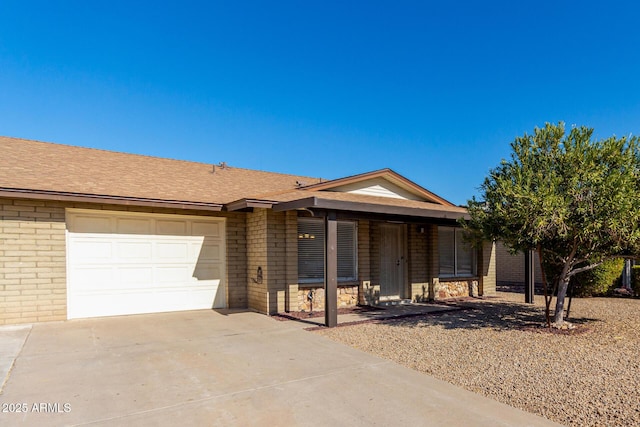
[271, 197, 496, 327]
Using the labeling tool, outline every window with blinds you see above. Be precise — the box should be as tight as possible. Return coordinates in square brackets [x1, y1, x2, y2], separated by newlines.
[438, 226, 476, 277]
[438, 227, 455, 277]
[297, 218, 357, 283]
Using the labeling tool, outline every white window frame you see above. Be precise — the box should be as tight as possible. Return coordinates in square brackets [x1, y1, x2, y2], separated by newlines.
[438, 226, 476, 278]
[297, 218, 358, 284]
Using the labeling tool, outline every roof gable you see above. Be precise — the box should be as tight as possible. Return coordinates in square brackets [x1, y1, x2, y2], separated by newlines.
[298, 169, 455, 206]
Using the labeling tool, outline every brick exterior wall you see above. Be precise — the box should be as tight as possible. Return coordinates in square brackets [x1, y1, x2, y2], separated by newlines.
[0, 199, 67, 324]
[266, 210, 287, 313]
[495, 241, 542, 284]
[284, 211, 298, 312]
[425, 224, 439, 300]
[246, 209, 268, 313]
[246, 208, 288, 315]
[408, 224, 429, 302]
[0, 197, 247, 325]
[481, 240, 497, 295]
[222, 213, 247, 309]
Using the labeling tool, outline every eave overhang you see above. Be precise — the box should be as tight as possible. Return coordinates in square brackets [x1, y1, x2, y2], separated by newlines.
[271, 196, 470, 220]
[0, 188, 224, 211]
[225, 198, 277, 211]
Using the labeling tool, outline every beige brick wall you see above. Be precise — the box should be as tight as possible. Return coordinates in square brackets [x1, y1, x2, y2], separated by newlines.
[284, 211, 299, 312]
[425, 224, 439, 300]
[265, 210, 287, 314]
[246, 208, 289, 315]
[223, 213, 248, 309]
[0, 198, 67, 324]
[0, 197, 248, 325]
[480, 240, 497, 295]
[246, 209, 268, 313]
[495, 241, 542, 284]
[408, 224, 429, 302]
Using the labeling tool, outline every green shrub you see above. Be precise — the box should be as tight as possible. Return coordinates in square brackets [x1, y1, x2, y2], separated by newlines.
[570, 258, 624, 297]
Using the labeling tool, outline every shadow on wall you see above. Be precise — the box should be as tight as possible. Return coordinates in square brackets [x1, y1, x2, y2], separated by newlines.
[192, 236, 225, 309]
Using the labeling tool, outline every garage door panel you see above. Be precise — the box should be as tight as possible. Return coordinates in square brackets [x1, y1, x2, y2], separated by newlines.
[116, 217, 152, 234]
[196, 243, 222, 262]
[154, 265, 194, 284]
[67, 210, 226, 319]
[193, 265, 220, 281]
[69, 215, 113, 233]
[192, 221, 221, 237]
[70, 267, 116, 290]
[70, 239, 114, 262]
[116, 241, 153, 260]
[156, 219, 188, 235]
[157, 241, 191, 260]
[117, 267, 154, 287]
[71, 286, 225, 318]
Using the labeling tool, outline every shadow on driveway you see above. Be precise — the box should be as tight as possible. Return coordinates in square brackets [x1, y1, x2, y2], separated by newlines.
[0, 309, 561, 426]
[380, 298, 599, 332]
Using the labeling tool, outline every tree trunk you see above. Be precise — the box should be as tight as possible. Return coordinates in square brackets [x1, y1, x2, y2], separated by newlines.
[553, 277, 570, 325]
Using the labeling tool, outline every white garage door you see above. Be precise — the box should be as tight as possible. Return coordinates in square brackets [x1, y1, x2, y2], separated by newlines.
[66, 209, 226, 319]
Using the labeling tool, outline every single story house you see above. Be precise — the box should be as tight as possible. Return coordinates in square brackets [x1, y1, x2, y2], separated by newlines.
[0, 136, 496, 326]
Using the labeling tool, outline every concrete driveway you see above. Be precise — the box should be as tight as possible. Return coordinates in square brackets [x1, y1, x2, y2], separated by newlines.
[0, 310, 560, 426]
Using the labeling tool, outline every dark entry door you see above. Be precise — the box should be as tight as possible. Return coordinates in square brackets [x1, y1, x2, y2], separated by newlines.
[379, 224, 405, 299]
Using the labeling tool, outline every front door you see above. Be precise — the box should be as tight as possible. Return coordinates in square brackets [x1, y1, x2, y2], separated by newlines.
[379, 223, 405, 300]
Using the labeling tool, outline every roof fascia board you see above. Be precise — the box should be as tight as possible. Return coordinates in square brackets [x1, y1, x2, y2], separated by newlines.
[0, 188, 224, 211]
[225, 199, 275, 211]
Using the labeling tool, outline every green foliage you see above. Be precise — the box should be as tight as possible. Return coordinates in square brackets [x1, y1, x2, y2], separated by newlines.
[467, 123, 640, 260]
[570, 258, 624, 297]
[466, 122, 640, 322]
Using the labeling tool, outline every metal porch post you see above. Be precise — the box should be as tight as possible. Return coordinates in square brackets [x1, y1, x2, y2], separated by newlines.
[525, 250, 535, 304]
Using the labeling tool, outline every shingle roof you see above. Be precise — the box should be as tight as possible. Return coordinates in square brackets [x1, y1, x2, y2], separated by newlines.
[0, 136, 322, 206]
[0, 136, 467, 219]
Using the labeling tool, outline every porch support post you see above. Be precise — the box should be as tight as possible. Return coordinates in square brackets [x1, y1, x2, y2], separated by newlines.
[325, 211, 338, 327]
[525, 250, 535, 304]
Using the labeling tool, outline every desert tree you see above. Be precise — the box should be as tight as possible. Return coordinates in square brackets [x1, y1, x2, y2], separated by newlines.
[466, 122, 640, 326]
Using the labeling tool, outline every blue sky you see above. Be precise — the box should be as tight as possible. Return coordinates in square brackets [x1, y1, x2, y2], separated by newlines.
[1, 1, 639, 205]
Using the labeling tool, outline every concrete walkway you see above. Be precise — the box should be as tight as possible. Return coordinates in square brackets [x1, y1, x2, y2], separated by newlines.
[0, 310, 561, 426]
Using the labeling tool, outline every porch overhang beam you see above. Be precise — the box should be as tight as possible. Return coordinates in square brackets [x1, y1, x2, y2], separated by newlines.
[272, 196, 470, 220]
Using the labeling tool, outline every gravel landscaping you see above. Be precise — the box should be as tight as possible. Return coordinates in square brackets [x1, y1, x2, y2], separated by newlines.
[315, 292, 640, 427]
